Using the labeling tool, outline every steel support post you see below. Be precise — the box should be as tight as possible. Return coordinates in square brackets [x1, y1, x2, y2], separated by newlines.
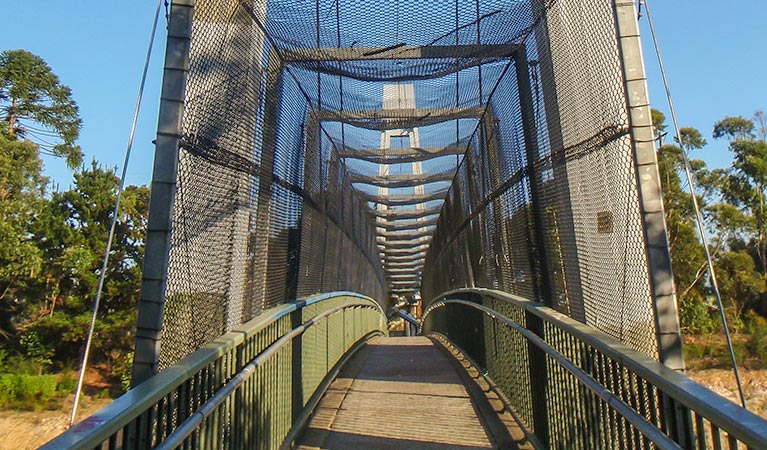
[132, 0, 194, 386]
[248, 53, 284, 311]
[613, 0, 684, 370]
[513, 48, 553, 305]
[525, 310, 550, 448]
[530, 1, 586, 319]
[483, 109, 512, 290]
[515, 49, 552, 447]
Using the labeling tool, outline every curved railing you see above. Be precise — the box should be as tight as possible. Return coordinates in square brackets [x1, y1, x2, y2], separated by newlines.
[43, 292, 387, 450]
[422, 288, 767, 450]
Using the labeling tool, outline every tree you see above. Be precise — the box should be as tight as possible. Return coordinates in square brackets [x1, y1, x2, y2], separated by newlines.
[0, 49, 82, 168]
[0, 134, 46, 339]
[24, 162, 149, 365]
[711, 113, 767, 317]
[652, 110, 714, 331]
[715, 251, 766, 329]
[679, 127, 707, 150]
[713, 116, 754, 140]
[713, 114, 767, 275]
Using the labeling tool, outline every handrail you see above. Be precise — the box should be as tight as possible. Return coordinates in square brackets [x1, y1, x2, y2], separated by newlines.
[43, 291, 386, 450]
[426, 299, 678, 449]
[394, 308, 419, 325]
[390, 307, 419, 336]
[423, 288, 767, 449]
[155, 301, 380, 449]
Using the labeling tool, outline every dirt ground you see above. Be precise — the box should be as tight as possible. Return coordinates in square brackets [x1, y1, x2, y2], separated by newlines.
[0, 365, 117, 449]
[2, 367, 765, 449]
[0, 395, 112, 450]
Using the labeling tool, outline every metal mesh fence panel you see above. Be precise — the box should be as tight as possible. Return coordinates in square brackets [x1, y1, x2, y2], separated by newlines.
[145, 0, 677, 369]
[422, 0, 661, 358]
[158, 0, 387, 368]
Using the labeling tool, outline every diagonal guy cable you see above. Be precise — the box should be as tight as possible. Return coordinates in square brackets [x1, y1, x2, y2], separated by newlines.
[641, 0, 747, 409]
[69, 0, 165, 427]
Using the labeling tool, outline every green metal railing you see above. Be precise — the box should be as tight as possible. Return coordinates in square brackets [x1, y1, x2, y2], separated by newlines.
[43, 292, 386, 450]
[422, 288, 767, 450]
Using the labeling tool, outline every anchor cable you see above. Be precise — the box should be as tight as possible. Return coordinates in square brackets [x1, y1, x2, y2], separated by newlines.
[641, 0, 747, 409]
[69, 0, 165, 426]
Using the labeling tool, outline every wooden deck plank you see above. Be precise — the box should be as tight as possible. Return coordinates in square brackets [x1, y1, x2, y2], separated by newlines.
[296, 337, 525, 449]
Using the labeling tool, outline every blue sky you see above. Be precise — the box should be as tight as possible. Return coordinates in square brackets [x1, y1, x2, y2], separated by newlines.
[1, 1, 765, 188]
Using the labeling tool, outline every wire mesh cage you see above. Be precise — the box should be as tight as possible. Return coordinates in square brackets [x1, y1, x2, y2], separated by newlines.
[146, 0, 677, 368]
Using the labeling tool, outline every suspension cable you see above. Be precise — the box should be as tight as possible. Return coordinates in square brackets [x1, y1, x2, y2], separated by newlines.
[69, 0, 165, 426]
[640, 0, 747, 409]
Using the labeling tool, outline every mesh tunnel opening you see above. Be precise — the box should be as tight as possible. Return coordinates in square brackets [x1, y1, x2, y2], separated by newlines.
[144, 0, 681, 370]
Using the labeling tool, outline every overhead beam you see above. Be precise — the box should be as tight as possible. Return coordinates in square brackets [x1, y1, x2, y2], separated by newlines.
[384, 260, 425, 269]
[351, 171, 454, 188]
[369, 206, 442, 220]
[315, 107, 481, 122]
[383, 253, 427, 263]
[376, 219, 437, 231]
[390, 280, 420, 285]
[377, 238, 432, 249]
[378, 229, 434, 240]
[360, 189, 448, 206]
[312, 107, 482, 130]
[386, 267, 420, 274]
[280, 43, 519, 62]
[389, 273, 420, 279]
[388, 266, 421, 276]
[338, 145, 464, 164]
[380, 245, 429, 256]
[390, 282, 420, 288]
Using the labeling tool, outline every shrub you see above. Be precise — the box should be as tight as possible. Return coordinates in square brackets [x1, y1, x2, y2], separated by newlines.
[679, 296, 718, 334]
[0, 373, 59, 410]
[745, 311, 767, 367]
[5, 354, 45, 375]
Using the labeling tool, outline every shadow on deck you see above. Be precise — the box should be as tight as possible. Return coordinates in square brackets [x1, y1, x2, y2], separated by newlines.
[296, 337, 531, 450]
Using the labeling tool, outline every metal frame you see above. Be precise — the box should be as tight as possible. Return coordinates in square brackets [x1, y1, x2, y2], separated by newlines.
[530, 0, 587, 320]
[338, 145, 464, 163]
[360, 189, 449, 206]
[612, 0, 684, 370]
[132, 0, 194, 386]
[280, 44, 519, 62]
[427, 298, 679, 449]
[312, 106, 483, 129]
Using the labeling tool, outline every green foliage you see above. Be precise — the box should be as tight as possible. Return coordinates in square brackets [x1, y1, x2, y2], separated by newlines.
[0, 134, 46, 339]
[715, 251, 766, 322]
[744, 311, 767, 362]
[652, 109, 767, 345]
[678, 296, 717, 334]
[652, 114, 709, 322]
[19, 331, 53, 373]
[16, 162, 150, 365]
[679, 126, 707, 150]
[713, 116, 755, 140]
[0, 373, 59, 410]
[0, 49, 82, 168]
[118, 353, 133, 394]
[0, 49, 147, 410]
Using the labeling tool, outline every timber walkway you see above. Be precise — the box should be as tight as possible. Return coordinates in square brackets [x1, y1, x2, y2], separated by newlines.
[296, 337, 528, 450]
